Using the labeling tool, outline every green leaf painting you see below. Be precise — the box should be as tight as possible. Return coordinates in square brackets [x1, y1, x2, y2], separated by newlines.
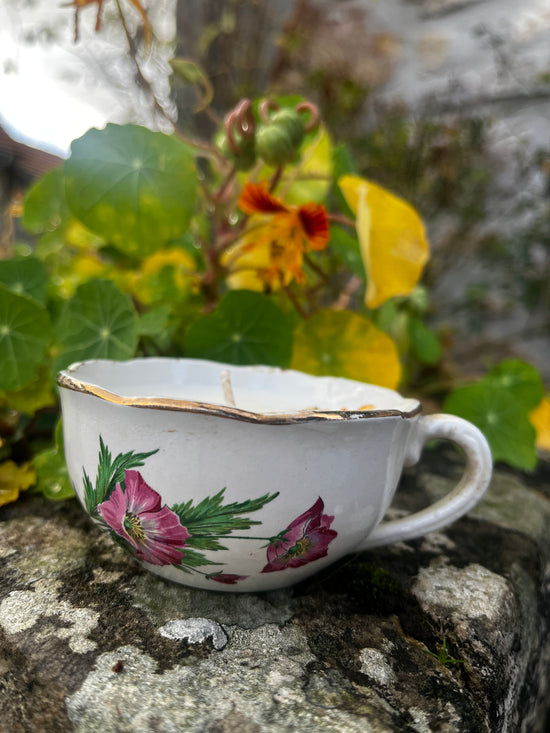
[84, 436, 159, 511]
[64, 124, 198, 257]
[0, 284, 53, 391]
[53, 278, 139, 374]
[173, 488, 279, 551]
[185, 290, 293, 367]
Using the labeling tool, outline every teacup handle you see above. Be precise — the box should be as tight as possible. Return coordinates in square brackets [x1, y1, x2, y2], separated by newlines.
[358, 414, 492, 550]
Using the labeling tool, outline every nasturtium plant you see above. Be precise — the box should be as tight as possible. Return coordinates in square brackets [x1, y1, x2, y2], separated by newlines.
[408, 317, 441, 366]
[291, 309, 401, 389]
[282, 126, 333, 205]
[22, 167, 70, 234]
[0, 42, 546, 510]
[0, 460, 36, 507]
[53, 278, 139, 374]
[0, 256, 49, 304]
[327, 226, 364, 279]
[484, 359, 544, 409]
[444, 360, 545, 470]
[0, 365, 56, 414]
[185, 290, 293, 367]
[65, 124, 198, 257]
[530, 397, 550, 452]
[338, 174, 429, 308]
[0, 284, 53, 392]
[32, 420, 73, 501]
[445, 381, 538, 471]
[134, 248, 197, 305]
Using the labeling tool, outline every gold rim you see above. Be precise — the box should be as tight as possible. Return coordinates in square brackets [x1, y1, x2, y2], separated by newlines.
[57, 372, 422, 425]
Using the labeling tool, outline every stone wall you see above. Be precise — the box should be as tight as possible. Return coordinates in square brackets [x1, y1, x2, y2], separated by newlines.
[1, 446, 549, 732]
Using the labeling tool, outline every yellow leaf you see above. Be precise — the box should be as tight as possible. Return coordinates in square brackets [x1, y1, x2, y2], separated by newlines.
[530, 396, 550, 452]
[291, 309, 401, 389]
[0, 365, 56, 414]
[0, 461, 36, 507]
[134, 248, 197, 305]
[338, 175, 429, 309]
[282, 126, 333, 205]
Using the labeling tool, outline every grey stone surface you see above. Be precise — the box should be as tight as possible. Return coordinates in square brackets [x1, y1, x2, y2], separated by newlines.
[0, 447, 549, 732]
[158, 618, 228, 650]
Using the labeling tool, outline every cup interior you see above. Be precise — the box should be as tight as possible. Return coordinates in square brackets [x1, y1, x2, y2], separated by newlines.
[58, 358, 420, 417]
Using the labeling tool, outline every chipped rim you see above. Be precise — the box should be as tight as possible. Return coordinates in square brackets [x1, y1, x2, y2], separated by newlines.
[57, 360, 422, 425]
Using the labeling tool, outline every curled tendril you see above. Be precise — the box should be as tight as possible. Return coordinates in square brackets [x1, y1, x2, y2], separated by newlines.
[258, 99, 280, 123]
[259, 98, 321, 133]
[224, 98, 255, 155]
[295, 102, 320, 132]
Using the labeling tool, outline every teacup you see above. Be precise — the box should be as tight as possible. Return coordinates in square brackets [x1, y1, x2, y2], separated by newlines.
[58, 358, 492, 592]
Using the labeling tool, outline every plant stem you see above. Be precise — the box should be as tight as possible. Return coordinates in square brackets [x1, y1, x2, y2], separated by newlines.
[282, 284, 309, 319]
[304, 253, 330, 283]
[214, 166, 237, 202]
[269, 166, 283, 193]
[327, 213, 356, 228]
[332, 274, 363, 310]
[213, 535, 272, 542]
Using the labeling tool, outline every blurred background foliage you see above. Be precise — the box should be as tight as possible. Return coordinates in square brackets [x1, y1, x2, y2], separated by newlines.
[0, 0, 549, 507]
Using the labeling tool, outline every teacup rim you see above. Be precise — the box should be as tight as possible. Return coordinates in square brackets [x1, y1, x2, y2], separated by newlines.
[57, 357, 422, 425]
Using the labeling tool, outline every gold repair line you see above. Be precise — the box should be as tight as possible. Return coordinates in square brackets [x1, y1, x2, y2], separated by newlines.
[57, 373, 422, 425]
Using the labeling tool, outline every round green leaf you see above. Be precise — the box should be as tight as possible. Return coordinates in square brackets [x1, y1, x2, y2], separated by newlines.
[0, 284, 53, 391]
[33, 448, 73, 500]
[22, 167, 69, 234]
[1, 365, 56, 414]
[486, 360, 544, 410]
[53, 278, 139, 373]
[32, 418, 74, 500]
[444, 382, 537, 471]
[185, 291, 292, 367]
[64, 124, 198, 257]
[0, 256, 49, 304]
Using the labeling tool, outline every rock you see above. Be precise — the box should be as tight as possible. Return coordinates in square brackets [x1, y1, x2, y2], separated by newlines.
[0, 446, 549, 732]
[158, 618, 228, 650]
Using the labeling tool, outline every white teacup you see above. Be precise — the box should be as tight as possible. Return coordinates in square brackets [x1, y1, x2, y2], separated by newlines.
[58, 358, 492, 592]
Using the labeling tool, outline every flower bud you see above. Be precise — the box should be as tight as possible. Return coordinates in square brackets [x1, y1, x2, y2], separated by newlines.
[256, 122, 296, 167]
[215, 130, 256, 171]
[270, 109, 306, 149]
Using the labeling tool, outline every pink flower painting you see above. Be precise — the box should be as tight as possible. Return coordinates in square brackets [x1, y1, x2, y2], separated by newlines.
[98, 470, 190, 566]
[261, 497, 337, 573]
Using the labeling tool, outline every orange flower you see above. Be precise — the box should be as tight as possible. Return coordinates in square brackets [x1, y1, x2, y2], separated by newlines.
[223, 182, 329, 291]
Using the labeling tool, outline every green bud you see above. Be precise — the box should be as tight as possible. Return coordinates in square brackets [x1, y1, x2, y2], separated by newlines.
[270, 109, 306, 149]
[256, 123, 296, 167]
[215, 130, 256, 171]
